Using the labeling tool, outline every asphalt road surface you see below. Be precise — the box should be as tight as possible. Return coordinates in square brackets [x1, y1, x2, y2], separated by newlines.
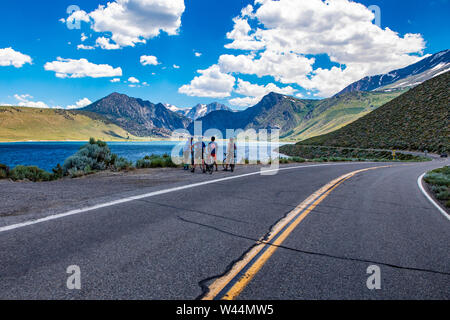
[0, 160, 449, 299]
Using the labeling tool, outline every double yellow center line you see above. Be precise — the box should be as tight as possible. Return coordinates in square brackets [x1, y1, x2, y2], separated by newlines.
[202, 165, 391, 300]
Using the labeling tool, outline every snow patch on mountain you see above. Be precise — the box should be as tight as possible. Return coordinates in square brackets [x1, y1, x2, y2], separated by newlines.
[337, 49, 450, 95]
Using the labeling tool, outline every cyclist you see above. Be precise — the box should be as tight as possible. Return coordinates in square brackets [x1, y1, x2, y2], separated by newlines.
[208, 136, 219, 172]
[183, 136, 193, 170]
[224, 137, 237, 172]
[192, 137, 206, 173]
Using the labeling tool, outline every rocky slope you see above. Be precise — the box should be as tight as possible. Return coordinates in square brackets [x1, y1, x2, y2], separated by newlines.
[83, 93, 191, 137]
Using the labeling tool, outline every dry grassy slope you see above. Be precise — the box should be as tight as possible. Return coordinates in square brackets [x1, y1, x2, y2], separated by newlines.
[297, 71, 450, 153]
[0, 107, 137, 142]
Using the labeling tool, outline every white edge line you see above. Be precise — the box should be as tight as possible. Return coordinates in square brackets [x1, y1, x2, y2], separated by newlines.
[417, 172, 450, 221]
[0, 162, 378, 233]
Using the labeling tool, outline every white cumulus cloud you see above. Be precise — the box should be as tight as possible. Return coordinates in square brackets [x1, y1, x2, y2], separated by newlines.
[179, 65, 236, 98]
[77, 44, 95, 50]
[128, 77, 140, 83]
[14, 94, 50, 109]
[44, 57, 122, 79]
[67, 0, 186, 49]
[140, 55, 159, 66]
[66, 98, 92, 109]
[235, 79, 296, 97]
[0, 48, 32, 68]
[66, 10, 90, 25]
[96, 37, 121, 50]
[219, 51, 314, 84]
[230, 79, 296, 107]
[229, 97, 261, 108]
[206, 0, 427, 97]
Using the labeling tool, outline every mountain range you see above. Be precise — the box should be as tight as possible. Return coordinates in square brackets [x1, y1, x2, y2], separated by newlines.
[337, 49, 449, 95]
[188, 92, 318, 136]
[187, 91, 400, 139]
[1, 49, 447, 145]
[295, 70, 449, 153]
[172, 102, 232, 120]
[190, 49, 448, 139]
[82, 93, 191, 137]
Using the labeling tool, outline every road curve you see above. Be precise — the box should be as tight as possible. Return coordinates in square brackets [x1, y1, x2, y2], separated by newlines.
[0, 160, 448, 299]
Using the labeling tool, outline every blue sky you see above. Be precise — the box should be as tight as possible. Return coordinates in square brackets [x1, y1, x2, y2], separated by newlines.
[0, 0, 448, 110]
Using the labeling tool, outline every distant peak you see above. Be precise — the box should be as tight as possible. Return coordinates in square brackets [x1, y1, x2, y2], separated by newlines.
[107, 92, 127, 98]
[261, 92, 285, 101]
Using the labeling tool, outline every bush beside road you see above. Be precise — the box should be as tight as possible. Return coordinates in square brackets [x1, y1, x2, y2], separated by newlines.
[424, 166, 450, 208]
[279, 144, 429, 162]
[0, 138, 432, 183]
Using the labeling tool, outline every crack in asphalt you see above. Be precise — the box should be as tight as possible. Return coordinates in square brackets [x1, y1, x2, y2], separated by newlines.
[176, 216, 450, 300]
[129, 181, 450, 298]
[183, 200, 300, 300]
[134, 198, 250, 224]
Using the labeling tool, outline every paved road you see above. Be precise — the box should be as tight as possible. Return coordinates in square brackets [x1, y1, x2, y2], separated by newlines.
[0, 160, 448, 299]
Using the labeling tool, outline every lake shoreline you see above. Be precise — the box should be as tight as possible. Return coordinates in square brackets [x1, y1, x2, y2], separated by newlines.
[0, 140, 290, 172]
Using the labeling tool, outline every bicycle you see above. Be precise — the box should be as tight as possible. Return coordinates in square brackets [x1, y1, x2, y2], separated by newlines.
[222, 152, 236, 172]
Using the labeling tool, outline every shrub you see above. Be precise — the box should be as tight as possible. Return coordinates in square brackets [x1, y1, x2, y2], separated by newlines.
[76, 143, 112, 169]
[424, 166, 450, 208]
[136, 159, 151, 169]
[279, 145, 428, 162]
[63, 155, 96, 175]
[290, 157, 306, 163]
[424, 170, 450, 187]
[52, 164, 64, 179]
[136, 154, 177, 169]
[9, 165, 54, 182]
[0, 163, 9, 179]
[67, 168, 86, 178]
[436, 189, 449, 201]
[114, 157, 133, 171]
[62, 138, 131, 177]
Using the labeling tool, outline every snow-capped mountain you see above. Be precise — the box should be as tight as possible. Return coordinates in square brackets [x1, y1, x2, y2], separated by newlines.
[184, 102, 231, 120]
[163, 103, 182, 113]
[337, 49, 450, 95]
[164, 102, 231, 120]
[184, 104, 208, 120]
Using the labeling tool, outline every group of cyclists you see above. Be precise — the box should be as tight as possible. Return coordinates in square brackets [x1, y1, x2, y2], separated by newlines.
[183, 136, 237, 174]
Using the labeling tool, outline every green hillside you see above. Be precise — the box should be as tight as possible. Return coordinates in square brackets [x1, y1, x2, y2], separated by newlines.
[294, 71, 449, 153]
[191, 91, 401, 140]
[0, 106, 138, 142]
[282, 91, 404, 140]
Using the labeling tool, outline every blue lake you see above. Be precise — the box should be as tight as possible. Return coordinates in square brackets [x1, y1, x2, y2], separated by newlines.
[0, 141, 287, 172]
